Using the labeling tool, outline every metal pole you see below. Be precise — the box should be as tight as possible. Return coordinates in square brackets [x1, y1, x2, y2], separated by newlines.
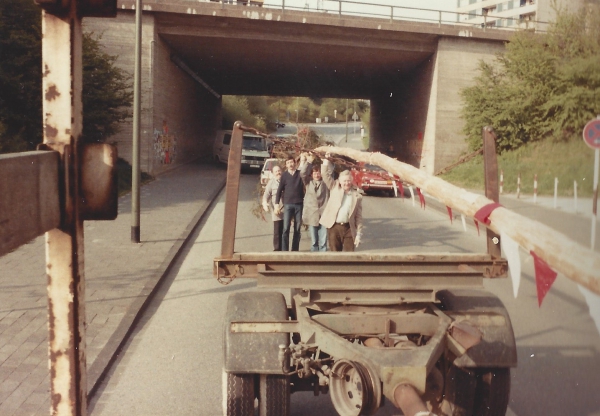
[345, 99, 348, 143]
[553, 177, 558, 209]
[131, 0, 143, 243]
[482, 126, 501, 258]
[42, 4, 87, 414]
[592, 148, 599, 249]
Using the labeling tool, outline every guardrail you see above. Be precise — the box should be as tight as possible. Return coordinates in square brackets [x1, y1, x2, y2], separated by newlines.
[214, 0, 549, 32]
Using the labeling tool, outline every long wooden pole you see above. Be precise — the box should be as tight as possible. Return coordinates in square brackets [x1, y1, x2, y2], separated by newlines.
[314, 146, 600, 296]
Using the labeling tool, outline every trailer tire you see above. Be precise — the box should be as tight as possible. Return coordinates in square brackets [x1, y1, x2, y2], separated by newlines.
[259, 374, 290, 416]
[435, 366, 510, 416]
[472, 368, 510, 416]
[225, 372, 255, 416]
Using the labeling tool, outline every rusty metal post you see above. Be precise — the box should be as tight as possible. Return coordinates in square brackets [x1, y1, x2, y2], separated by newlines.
[220, 122, 244, 258]
[42, 4, 87, 415]
[482, 126, 501, 258]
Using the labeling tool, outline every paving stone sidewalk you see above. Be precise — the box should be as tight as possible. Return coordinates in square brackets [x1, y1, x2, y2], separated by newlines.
[0, 161, 226, 415]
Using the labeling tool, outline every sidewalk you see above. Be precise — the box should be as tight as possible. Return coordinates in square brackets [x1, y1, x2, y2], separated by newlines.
[0, 161, 226, 415]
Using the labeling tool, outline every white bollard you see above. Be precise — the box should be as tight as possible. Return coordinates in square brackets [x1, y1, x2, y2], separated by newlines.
[554, 177, 559, 209]
[517, 173, 521, 199]
[533, 174, 538, 204]
[500, 170, 504, 194]
[574, 180, 578, 213]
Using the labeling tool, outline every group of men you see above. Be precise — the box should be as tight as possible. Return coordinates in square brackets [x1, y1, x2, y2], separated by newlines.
[262, 152, 363, 252]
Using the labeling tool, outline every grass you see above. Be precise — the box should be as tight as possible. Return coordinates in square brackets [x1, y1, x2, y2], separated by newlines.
[440, 139, 597, 197]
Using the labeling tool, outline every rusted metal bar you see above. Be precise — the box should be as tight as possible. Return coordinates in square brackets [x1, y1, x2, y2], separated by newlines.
[393, 384, 431, 416]
[221, 121, 244, 258]
[42, 4, 87, 415]
[0, 151, 60, 257]
[482, 126, 501, 258]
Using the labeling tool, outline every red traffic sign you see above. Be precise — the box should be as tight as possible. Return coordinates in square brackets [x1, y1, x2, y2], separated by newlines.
[583, 118, 600, 149]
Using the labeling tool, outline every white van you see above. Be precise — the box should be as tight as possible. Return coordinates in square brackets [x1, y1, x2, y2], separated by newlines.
[213, 130, 271, 169]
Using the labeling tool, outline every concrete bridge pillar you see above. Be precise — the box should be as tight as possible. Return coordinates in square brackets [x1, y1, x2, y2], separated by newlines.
[370, 37, 504, 175]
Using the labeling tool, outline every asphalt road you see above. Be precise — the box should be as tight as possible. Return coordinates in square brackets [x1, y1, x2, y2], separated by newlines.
[89, 173, 600, 416]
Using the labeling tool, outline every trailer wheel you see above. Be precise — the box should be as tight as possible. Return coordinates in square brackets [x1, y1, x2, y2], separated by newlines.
[472, 368, 510, 416]
[434, 366, 510, 416]
[259, 374, 290, 416]
[224, 372, 255, 416]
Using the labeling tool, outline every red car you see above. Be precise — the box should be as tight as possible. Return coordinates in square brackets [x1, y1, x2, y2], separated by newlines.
[351, 163, 400, 196]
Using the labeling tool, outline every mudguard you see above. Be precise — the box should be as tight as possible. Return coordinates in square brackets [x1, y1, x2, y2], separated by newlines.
[223, 291, 289, 373]
[437, 289, 517, 368]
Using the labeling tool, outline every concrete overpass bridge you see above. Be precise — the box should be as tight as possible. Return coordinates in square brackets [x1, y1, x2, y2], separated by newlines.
[84, 0, 512, 175]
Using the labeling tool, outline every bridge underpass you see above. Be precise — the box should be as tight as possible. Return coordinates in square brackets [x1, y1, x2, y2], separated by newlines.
[84, 0, 511, 175]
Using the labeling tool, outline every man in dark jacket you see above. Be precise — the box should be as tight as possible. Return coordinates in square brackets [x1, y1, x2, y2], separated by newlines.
[275, 155, 310, 251]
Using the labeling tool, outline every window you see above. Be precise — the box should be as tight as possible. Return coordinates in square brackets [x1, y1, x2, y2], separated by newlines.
[468, 10, 476, 19]
[508, 0, 514, 9]
[469, 0, 477, 4]
[223, 133, 232, 146]
[520, 0, 526, 6]
[507, 18, 514, 25]
[497, 3, 503, 12]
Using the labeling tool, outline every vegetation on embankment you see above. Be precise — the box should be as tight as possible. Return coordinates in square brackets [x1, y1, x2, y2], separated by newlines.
[449, 4, 600, 198]
[440, 139, 596, 197]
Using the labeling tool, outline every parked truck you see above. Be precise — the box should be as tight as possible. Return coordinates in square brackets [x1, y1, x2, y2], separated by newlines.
[215, 122, 516, 416]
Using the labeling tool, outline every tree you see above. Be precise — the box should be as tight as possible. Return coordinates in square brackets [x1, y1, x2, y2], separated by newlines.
[0, 0, 42, 152]
[0, 0, 133, 153]
[460, 4, 600, 152]
[82, 33, 133, 143]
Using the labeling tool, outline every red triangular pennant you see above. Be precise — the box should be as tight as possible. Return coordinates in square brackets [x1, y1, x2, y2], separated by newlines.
[474, 203, 502, 225]
[416, 187, 426, 209]
[530, 250, 557, 307]
[446, 206, 453, 223]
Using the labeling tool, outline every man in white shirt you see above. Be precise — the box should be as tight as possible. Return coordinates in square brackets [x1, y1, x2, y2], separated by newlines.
[319, 155, 363, 251]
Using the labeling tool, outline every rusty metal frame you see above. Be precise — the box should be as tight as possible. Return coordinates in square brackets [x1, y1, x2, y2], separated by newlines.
[483, 126, 501, 258]
[232, 294, 450, 402]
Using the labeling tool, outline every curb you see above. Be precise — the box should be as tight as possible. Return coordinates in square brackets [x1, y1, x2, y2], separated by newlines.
[87, 178, 226, 399]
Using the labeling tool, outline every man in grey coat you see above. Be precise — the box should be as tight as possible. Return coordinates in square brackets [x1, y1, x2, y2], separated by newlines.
[302, 156, 330, 251]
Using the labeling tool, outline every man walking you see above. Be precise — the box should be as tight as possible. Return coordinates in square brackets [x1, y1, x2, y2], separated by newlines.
[320, 154, 363, 251]
[262, 165, 284, 251]
[303, 157, 329, 251]
[275, 155, 310, 251]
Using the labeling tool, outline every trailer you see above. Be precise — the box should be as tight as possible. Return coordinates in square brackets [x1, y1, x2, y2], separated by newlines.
[215, 122, 516, 416]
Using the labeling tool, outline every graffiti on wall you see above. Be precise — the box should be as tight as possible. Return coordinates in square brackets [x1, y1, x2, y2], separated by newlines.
[153, 120, 177, 165]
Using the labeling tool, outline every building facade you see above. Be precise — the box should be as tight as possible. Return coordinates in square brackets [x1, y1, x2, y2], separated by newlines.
[455, 0, 586, 31]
